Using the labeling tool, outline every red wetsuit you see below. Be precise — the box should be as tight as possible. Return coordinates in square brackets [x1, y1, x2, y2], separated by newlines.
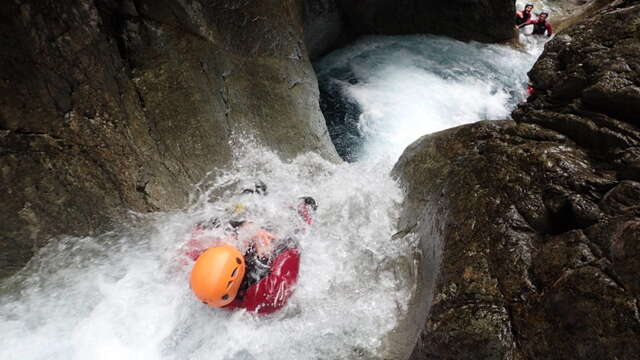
[224, 248, 300, 314]
[186, 201, 313, 315]
[521, 18, 553, 36]
[187, 239, 301, 315]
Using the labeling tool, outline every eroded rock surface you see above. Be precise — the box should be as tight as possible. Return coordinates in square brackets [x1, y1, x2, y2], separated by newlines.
[0, 0, 338, 278]
[337, 0, 516, 43]
[394, 3, 640, 359]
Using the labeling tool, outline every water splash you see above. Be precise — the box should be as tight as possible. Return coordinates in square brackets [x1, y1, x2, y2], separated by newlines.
[0, 146, 414, 360]
[316, 34, 545, 161]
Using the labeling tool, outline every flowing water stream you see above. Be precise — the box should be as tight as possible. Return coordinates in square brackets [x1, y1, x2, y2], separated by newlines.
[317, 34, 545, 161]
[1, 34, 545, 359]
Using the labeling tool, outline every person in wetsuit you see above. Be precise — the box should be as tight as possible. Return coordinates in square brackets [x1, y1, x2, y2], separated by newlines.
[515, 3, 534, 26]
[187, 181, 317, 314]
[517, 11, 553, 37]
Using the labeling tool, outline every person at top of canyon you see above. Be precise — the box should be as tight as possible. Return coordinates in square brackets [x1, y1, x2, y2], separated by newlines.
[515, 3, 534, 26]
[517, 11, 553, 37]
[186, 181, 317, 315]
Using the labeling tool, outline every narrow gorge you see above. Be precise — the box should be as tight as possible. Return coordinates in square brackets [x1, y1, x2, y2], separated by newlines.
[1, 0, 638, 359]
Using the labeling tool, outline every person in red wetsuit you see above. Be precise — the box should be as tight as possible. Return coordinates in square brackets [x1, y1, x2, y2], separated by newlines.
[187, 181, 317, 315]
[515, 3, 534, 26]
[517, 11, 553, 37]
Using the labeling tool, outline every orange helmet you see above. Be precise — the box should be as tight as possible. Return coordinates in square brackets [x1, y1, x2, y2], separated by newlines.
[190, 245, 246, 307]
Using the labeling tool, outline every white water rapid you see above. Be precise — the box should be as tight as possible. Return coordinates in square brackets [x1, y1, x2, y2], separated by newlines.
[316, 34, 546, 161]
[1, 34, 545, 359]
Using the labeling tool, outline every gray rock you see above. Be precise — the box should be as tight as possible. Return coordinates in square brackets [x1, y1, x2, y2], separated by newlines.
[393, 2, 640, 358]
[0, 0, 338, 278]
[337, 0, 516, 43]
[302, 0, 347, 60]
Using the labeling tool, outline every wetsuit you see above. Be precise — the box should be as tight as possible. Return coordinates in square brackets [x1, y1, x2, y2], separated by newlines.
[225, 201, 314, 314]
[187, 200, 315, 314]
[515, 10, 531, 26]
[187, 228, 300, 314]
[225, 241, 300, 314]
[521, 18, 553, 36]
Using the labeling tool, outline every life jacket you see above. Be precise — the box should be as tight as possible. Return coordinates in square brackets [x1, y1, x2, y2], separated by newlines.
[532, 20, 548, 35]
[515, 11, 531, 26]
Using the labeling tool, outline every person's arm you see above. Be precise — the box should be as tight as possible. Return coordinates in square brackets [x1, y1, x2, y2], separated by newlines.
[518, 18, 535, 29]
[249, 228, 277, 257]
[546, 22, 553, 36]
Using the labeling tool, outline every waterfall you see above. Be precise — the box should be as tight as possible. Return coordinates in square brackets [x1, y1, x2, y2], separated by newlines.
[0, 34, 546, 359]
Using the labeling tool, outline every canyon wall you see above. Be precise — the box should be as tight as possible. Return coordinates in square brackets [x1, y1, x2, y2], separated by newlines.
[0, 0, 338, 277]
[394, 1, 640, 358]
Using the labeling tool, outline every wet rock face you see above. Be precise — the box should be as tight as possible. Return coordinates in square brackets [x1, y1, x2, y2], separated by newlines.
[394, 3, 640, 359]
[302, 0, 347, 60]
[516, 1, 640, 153]
[337, 0, 516, 43]
[302, 0, 517, 60]
[0, 0, 338, 278]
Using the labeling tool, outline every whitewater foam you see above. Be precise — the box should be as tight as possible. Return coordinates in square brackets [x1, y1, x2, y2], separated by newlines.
[0, 148, 414, 360]
[316, 34, 545, 161]
[1, 34, 547, 359]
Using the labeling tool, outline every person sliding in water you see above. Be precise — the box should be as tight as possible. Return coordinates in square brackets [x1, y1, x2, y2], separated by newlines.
[517, 11, 553, 37]
[515, 3, 534, 26]
[187, 181, 317, 315]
